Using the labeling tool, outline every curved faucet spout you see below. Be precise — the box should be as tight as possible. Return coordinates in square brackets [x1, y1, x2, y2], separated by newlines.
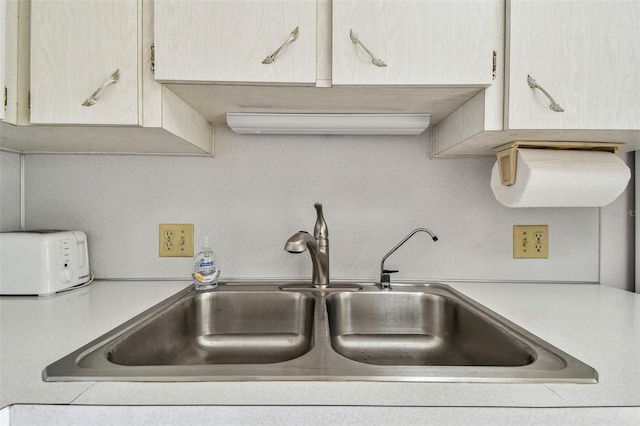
[284, 204, 330, 287]
[285, 230, 329, 287]
[285, 231, 316, 254]
[380, 228, 439, 290]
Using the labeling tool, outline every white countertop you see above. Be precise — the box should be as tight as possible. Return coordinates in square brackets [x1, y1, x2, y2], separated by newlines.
[1, 280, 639, 424]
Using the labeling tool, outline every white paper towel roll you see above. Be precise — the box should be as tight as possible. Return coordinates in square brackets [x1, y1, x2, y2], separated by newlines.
[490, 149, 630, 207]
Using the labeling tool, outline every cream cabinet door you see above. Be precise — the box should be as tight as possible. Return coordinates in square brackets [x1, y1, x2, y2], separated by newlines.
[0, 0, 6, 122]
[154, 0, 316, 84]
[506, 0, 640, 130]
[332, 0, 501, 86]
[30, 0, 138, 125]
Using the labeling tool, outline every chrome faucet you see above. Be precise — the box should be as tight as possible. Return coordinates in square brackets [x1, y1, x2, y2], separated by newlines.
[380, 228, 438, 290]
[285, 203, 329, 287]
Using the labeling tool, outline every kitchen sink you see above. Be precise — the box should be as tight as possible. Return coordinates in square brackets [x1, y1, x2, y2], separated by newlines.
[326, 292, 536, 366]
[44, 282, 597, 383]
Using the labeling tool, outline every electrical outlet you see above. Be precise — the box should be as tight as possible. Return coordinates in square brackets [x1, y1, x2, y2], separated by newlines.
[159, 224, 194, 257]
[513, 225, 548, 259]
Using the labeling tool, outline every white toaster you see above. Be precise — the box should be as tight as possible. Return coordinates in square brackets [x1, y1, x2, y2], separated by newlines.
[0, 230, 91, 296]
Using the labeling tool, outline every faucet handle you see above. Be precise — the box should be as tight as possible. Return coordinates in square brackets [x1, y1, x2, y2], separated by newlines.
[313, 203, 328, 240]
[381, 269, 399, 279]
[380, 269, 398, 290]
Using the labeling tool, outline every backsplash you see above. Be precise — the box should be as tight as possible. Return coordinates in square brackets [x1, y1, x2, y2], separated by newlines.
[0, 151, 21, 231]
[10, 128, 601, 282]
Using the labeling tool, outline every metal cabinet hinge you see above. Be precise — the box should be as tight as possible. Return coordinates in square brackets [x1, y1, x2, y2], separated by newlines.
[3, 87, 7, 109]
[492, 51, 497, 80]
[151, 43, 155, 75]
[28, 91, 31, 110]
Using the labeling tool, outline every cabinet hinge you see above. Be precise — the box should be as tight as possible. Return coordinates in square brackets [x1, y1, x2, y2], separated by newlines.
[492, 50, 497, 80]
[151, 43, 155, 75]
[3, 87, 6, 109]
[28, 91, 31, 110]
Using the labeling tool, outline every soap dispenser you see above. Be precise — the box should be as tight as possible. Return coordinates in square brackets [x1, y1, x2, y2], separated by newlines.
[192, 237, 220, 290]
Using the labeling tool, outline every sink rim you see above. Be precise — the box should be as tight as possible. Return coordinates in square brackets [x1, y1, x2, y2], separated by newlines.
[43, 281, 598, 384]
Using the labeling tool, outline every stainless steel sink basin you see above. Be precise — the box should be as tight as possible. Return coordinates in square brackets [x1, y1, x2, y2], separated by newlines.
[104, 291, 314, 365]
[44, 282, 597, 383]
[327, 292, 536, 366]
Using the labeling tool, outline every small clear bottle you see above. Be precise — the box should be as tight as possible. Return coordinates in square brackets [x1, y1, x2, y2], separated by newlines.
[192, 237, 220, 290]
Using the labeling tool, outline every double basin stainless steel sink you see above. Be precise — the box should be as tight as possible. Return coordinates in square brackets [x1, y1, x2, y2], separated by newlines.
[44, 282, 597, 383]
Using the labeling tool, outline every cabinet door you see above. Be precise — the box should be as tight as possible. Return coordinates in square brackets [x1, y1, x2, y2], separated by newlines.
[0, 0, 6, 122]
[30, 0, 138, 125]
[332, 0, 500, 86]
[506, 0, 640, 130]
[154, 0, 316, 84]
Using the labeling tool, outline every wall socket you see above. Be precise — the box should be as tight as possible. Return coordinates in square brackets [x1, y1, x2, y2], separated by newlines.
[159, 224, 194, 257]
[513, 225, 548, 259]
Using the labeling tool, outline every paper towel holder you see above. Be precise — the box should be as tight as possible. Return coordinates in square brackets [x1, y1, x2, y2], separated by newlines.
[494, 141, 623, 186]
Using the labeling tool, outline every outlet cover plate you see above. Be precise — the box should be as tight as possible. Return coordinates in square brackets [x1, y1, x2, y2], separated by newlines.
[159, 223, 194, 257]
[513, 225, 548, 259]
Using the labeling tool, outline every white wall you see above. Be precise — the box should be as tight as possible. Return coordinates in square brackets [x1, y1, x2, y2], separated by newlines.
[23, 128, 600, 283]
[0, 150, 21, 232]
[600, 152, 635, 291]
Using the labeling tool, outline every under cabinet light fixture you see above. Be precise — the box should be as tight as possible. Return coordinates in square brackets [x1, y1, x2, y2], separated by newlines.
[226, 113, 431, 135]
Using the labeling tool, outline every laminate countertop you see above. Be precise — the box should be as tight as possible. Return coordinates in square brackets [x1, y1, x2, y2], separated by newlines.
[1, 280, 638, 425]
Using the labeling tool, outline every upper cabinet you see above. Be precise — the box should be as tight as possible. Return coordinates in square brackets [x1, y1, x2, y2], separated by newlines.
[0, 0, 6, 122]
[332, 0, 498, 86]
[506, 0, 640, 131]
[154, 0, 500, 87]
[1, 0, 212, 155]
[153, 0, 503, 127]
[30, 0, 138, 125]
[1, 0, 29, 126]
[433, 0, 640, 156]
[154, 0, 317, 84]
